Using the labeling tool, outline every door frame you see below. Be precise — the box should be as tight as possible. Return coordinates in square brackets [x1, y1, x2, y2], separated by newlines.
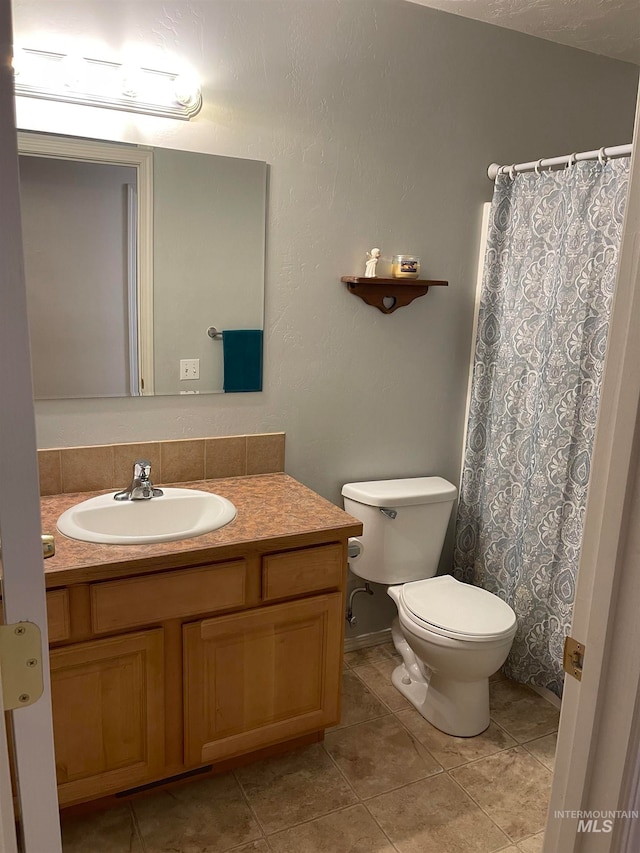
[0, 3, 62, 849]
[545, 85, 640, 851]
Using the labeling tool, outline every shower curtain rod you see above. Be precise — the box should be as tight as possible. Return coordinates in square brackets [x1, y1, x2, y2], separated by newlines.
[487, 143, 632, 180]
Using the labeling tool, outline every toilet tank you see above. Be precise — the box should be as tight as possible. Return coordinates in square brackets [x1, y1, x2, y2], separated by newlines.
[342, 477, 457, 585]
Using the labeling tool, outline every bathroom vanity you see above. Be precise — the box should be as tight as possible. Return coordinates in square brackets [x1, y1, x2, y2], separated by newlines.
[39, 474, 362, 807]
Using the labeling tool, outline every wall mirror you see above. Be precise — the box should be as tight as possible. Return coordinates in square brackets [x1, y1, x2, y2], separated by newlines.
[18, 132, 267, 399]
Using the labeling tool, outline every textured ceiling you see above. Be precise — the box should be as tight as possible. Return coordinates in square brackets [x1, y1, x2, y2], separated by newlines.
[406, 0, 640, 64]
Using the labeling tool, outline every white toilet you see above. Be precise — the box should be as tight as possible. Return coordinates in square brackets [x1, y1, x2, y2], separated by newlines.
[342, 476, 517, 737]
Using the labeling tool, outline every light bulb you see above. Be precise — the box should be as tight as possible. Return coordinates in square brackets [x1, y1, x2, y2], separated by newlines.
[12, 47, 26, 77]
[58, 54, 86, 91]
[121, 65, 143, 98]
[173, 74, 200, 108]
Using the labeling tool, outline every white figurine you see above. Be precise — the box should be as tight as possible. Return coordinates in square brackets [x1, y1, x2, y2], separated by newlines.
[364, 247, 381, 278]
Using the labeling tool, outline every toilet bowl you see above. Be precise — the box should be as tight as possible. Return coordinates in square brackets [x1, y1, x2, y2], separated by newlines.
[388, 576, 516, 736]
[342, 476, 517, 737]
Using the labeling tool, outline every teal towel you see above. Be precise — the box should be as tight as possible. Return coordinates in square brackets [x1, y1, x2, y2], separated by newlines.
[222, 330, 263, 392]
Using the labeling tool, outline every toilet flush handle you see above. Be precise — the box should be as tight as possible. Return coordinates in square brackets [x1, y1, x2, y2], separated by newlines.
[380, 507, 397, 520]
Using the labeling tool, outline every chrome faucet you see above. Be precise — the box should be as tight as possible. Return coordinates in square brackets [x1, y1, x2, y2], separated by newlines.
[114, 460, 164, 501]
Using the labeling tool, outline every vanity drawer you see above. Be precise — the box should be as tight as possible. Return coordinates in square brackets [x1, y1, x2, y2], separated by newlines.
[0, 589, 71, 642]
[262, 544, 344, 602]
[90, 560, 248, 633]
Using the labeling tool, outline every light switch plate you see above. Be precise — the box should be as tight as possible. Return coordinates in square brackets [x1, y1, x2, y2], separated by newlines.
[180, 359, 200, 380]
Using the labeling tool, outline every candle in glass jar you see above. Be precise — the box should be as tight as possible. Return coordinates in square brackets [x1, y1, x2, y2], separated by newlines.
[391, 255, 420, 279]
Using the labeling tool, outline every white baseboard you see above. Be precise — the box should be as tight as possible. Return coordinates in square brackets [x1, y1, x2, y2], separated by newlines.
[529, 683, 562, 709]
[343, 628, 392, 653]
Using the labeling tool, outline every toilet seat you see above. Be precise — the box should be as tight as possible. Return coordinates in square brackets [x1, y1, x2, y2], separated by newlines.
[399, 576, 516, 642]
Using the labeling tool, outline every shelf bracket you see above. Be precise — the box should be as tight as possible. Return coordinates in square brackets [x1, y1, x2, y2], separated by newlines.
[341, 277, 448, 314]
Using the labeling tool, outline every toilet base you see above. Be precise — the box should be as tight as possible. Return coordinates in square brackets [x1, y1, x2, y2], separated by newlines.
[391, 663, 490, 738]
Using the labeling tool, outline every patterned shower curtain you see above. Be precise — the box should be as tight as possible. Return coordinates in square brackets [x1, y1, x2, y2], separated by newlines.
[454, 160, 629, 696]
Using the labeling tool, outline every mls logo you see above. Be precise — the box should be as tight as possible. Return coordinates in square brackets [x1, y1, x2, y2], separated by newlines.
[577, 819, 614, 833]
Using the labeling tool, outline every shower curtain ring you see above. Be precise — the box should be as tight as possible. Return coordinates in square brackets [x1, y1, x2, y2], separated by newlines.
[534, 158, 544, 175]
[508, 164, 516, 180]
[598, 147, 608, 165]
[566, 152, 577, 169]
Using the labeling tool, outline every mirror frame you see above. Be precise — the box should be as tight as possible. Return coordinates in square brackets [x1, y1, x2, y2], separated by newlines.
[18, 132, 156, 393]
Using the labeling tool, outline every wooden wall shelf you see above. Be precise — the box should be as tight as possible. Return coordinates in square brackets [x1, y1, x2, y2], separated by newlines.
[341, 277, 448, 314]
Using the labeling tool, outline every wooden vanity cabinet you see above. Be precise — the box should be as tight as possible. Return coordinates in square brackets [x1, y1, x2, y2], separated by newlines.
[50, 629, 165, 805]
[47, 539, 348, 806]
[183, 591, 342, 766]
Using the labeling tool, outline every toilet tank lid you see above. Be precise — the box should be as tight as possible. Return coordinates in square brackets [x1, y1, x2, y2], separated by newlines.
[342, 477, 457, 507]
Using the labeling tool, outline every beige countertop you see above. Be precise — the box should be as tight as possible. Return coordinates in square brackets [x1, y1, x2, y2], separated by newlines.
[41, 473, 362, 587]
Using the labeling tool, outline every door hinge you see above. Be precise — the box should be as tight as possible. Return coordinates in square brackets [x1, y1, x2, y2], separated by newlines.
[0, 622, 44, 710]
[563, 635, 585, 682]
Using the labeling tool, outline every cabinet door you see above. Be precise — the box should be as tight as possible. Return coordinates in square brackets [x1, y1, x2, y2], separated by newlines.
[184, 593, 342, 766]
[50, 629, 164, 806]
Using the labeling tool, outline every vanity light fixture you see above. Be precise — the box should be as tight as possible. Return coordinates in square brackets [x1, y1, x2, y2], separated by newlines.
[13, 48, 202, 120]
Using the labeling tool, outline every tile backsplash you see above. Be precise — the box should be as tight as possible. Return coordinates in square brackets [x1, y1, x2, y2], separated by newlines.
[37, 433, 286, 496]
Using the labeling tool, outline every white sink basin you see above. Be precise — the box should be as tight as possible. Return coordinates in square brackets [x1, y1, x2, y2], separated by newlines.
[57, 488, 237, 545]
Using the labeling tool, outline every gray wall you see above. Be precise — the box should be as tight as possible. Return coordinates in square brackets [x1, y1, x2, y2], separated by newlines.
[13, 0, 639, 636]
[153, 149, 266, 395]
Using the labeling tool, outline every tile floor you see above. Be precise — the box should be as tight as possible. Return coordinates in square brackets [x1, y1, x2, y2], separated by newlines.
[61, 642, 560, 853]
